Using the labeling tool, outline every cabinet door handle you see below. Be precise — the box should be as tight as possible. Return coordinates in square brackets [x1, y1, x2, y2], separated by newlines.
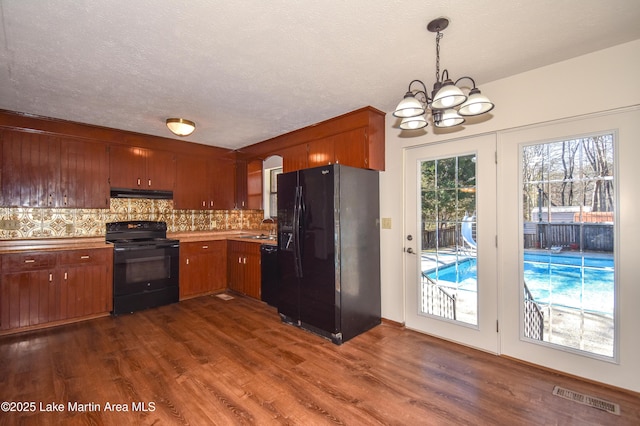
[238, 257, 242, 264]
[24, 259, 35, 263]
[64, 272, 68, 280]
[243, 257, 247, 264]
[49, 273, 53, 282]
[80, 255, 90, 259]
[148, 179, 152, 187]
[137, 178, 141, 186]
[64, 194, 68, 205]
[202, 200, 206, 207]
[186, 258, 190, 265]
[202, 245, 208, 249]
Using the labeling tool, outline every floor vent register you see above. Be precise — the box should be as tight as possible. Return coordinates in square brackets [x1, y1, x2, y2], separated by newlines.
[552, 385, 620, 415]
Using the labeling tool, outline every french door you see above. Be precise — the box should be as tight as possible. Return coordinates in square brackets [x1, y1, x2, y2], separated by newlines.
[402, 109, 640, 391]
[404, 134, 498, 353]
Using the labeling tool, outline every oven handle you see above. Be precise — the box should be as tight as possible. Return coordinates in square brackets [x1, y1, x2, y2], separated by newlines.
[114, 243, 180, 252]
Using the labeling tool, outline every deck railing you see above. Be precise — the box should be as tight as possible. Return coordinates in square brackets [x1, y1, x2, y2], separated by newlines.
[421, 272, 456, 320]
[523, 282, 544, 340]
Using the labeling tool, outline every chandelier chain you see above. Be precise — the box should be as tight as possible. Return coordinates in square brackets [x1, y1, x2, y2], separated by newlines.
[435, 32, 443, 83]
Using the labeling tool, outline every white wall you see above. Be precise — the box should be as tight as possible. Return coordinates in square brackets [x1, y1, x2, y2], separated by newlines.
[380, 39, 640, 323]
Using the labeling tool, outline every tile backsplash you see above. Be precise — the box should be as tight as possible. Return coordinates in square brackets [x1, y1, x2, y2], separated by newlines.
[0, 198, 268, 240]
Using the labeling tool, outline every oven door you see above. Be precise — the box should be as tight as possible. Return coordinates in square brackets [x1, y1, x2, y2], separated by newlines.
[113, 243, 179, 296]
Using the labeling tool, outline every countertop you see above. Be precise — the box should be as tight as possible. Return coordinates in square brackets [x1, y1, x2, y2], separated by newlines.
[0, 237, 112, 254]
[0, 230, 277, 254]
[169, 230, 277, 245]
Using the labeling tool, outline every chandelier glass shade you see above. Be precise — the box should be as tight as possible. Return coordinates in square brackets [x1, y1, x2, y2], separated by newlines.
[393, 18, 494, 130]
[166, 118, 196, 137]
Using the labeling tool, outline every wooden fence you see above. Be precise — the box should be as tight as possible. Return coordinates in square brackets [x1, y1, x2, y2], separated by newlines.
[422, 222, 613, 252]
[523, 222, 613, 252]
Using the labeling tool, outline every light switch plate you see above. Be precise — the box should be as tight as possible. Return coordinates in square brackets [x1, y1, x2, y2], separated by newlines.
[381, 217, 392, 229]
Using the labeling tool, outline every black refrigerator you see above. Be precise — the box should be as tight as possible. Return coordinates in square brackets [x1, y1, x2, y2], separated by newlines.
[276, 164, 381, 344]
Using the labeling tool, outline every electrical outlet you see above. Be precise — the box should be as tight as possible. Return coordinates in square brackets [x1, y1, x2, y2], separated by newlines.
[0, 219, 21, 230]
[381, 217, 392, 229]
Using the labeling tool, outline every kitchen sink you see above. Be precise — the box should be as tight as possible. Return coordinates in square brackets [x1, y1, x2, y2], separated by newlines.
[241, 234, 277, 241]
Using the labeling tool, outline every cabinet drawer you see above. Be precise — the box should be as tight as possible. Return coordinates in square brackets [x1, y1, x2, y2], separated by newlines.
[58, 248, 110, 266]
[1, 252, 57, 272]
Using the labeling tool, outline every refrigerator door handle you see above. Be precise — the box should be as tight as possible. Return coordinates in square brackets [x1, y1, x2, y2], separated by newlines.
[296, 185, 304, 277]
[293, 185, 303, 278]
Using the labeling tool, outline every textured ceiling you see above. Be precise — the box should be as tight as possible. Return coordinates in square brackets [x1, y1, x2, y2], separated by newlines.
[1, 0, 639, 150]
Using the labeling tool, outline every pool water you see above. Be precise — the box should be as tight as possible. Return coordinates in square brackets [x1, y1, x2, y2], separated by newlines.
[426, 253, 614, 314]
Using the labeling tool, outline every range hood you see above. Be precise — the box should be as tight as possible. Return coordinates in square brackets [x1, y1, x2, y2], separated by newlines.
[110, 188, 173, 200]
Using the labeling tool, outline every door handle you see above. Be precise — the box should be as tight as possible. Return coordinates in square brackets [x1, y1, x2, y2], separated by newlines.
[406, 247, 415, 254]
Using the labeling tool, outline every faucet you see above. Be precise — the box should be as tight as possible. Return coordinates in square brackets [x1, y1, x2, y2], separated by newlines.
[261, 217, 276, 235]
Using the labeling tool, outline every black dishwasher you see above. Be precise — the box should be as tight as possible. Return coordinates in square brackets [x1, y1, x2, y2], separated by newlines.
[260, 244, 279, 306]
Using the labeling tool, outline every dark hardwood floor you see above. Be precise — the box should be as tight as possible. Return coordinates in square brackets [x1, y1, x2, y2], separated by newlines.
[1, 294, 638, 425]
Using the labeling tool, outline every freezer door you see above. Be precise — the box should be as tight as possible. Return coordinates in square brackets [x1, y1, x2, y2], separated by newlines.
[276, 170, 300, 320]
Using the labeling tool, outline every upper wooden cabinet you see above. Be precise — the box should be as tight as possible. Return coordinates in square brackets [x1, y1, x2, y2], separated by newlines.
[109, 145, 175, 191]
[242, 107, 385, 172]
[281, 127, 374, 173]
[174, 155, 235, 210]
[246, 160, 263, 210]
[0, 130, 109, 208]
[281, 143, 309, 173]
[235, 159, 263, 209]
[60, 138, 110, 208]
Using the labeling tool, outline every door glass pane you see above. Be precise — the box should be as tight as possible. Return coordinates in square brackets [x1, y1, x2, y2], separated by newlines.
[521, 135, 615, 357]
[420, 154, 477, 325]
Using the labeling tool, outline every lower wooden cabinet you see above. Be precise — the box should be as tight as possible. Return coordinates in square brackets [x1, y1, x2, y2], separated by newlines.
[227, 241, 261, 299]
[0, 247, 113, 332]
[179, 240, 227, 299]
[58, 248, 112, 319]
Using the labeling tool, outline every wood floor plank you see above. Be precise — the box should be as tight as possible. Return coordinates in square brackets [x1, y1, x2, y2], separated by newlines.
[0, 294, 638, 425]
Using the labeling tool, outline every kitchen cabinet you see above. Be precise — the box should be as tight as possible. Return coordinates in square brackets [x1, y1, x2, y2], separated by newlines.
[281, 143, 309, 173]
[235, 159, 263, 209]
[57, 248, 112, 319]
[305, 127, 373, 170]
[174, 155, 235, 210]
[0, 130, 109, 208]
[212, 158, 236, 210]
[243, 107, 385, 172]
[179, 240, 227, 299]
[0, 252, 57, 329]
[227, 241, 261, 299]
[0, 247, 112, 332]
[59, 138, 110, 208]
[109, 145, 175, 191]
[246, 160, 263, 209]
[280, 127, 377, 173]
[333, 127, 371, 169]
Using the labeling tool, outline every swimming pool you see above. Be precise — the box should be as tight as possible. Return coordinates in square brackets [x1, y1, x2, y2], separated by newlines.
[426, 253, 614, 314]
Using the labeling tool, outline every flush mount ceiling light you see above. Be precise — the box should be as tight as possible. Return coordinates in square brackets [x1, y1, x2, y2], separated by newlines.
[394, 17, 495, 131]
[166, 118, 196, 137]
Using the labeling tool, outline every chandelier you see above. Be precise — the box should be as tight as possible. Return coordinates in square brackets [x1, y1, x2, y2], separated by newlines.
[393, 18, 495, 131]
